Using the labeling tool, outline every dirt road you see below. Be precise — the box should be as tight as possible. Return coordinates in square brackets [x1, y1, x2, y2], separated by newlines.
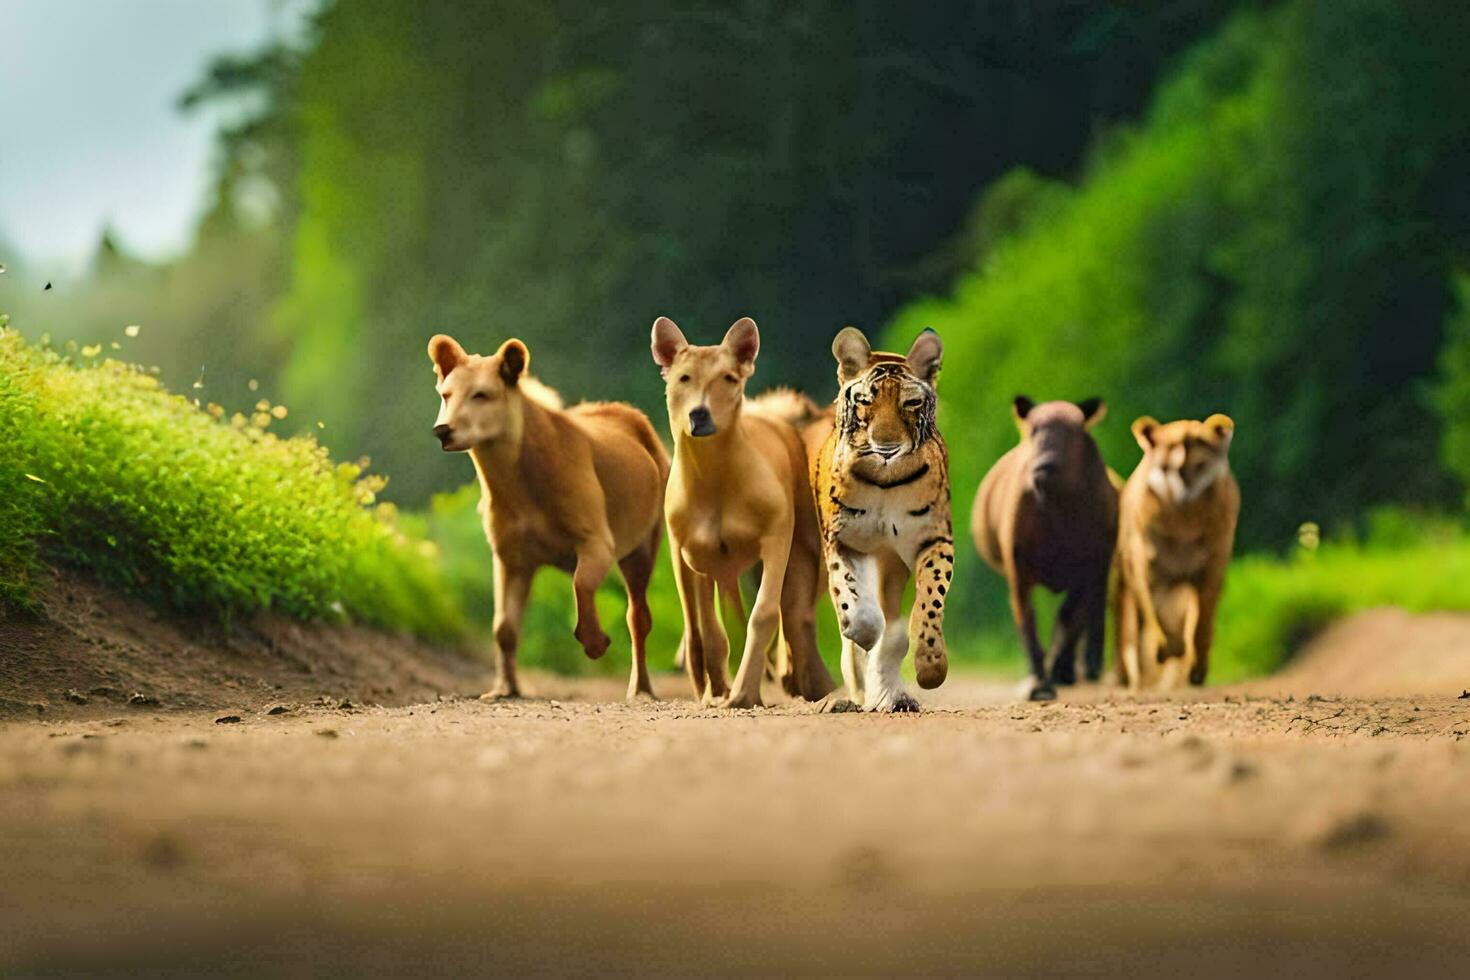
[4, 624, 1470, 977]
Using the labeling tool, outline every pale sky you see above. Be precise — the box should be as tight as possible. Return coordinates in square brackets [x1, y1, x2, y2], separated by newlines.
[0, 0, 310, 272]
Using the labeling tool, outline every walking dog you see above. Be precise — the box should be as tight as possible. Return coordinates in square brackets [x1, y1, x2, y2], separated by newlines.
[651, 316, 837, 708]
[1116, 414, 1239, 690]
[972, 397, 1117, 701]
[809, 327, 953, 712]
[429, 334, 669, 700]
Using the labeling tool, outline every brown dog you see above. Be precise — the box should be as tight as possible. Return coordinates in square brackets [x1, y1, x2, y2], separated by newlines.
[429, 334, 669, 700]
[652, 316, 836, 709]
[973, 397, 1116, 701]
[1116, 414, 1239, 690]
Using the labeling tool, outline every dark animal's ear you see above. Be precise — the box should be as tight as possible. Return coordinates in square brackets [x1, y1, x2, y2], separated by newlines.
[1132, 416, 1159, 451]
[832, 327, 871, 383]
[1012, 395, 1035, 423]
[722, 317, 760, 367]
[1077, 397, 1107, 430]
[651, 317, 688, 376]
[428, 334, 467, 381]
[906, 328, 942, 384]
[496, 339, 529, 386]
[1205, 413, 1234, 451]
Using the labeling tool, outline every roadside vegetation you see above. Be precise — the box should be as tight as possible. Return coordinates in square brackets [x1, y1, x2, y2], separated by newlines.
[0, 322, 463, 640]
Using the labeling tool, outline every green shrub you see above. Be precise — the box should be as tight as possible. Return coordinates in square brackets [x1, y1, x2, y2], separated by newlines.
[1212, 514, 1470, 682]
[0, 323, 463, 640]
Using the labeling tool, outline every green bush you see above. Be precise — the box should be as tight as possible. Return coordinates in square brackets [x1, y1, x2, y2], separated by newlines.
[1212, 513, 1470, 682]
[0, 323, 463, 640]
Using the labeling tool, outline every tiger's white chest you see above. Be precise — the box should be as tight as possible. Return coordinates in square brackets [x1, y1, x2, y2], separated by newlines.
[832, 478, 931, 560]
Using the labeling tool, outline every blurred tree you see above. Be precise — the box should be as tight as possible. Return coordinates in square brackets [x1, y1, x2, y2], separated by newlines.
[267, 0, 1243, 500]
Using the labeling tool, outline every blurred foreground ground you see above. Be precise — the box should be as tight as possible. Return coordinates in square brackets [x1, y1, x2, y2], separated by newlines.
[3, 613, 1470, 977]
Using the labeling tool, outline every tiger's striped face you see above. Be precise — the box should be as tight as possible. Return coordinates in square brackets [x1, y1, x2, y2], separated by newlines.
[837, 359, 937, 465]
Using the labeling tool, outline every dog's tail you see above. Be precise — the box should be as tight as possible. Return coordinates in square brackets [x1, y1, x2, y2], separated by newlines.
[749, 387, 825, 429]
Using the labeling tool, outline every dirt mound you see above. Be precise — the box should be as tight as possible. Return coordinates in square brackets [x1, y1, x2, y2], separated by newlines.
[0, 569, 493, 720]
[1250, 608, 1470, 699]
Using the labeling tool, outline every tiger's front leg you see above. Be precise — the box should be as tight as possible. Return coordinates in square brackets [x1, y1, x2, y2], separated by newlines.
[827, 546, 883, 658]
[908, 532, 954, 690]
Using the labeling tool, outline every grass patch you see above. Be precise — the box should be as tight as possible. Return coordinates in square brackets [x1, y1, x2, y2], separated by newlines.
[1211, 516, 1470, 682]
[0, 322, 464, 640]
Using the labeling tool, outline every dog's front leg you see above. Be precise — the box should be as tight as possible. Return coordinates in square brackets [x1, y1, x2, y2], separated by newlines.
[670, 544, 708, 701]
[722, 534, 790, 709]
[485, 557, 534, 699]
[571, 535, 614, 660]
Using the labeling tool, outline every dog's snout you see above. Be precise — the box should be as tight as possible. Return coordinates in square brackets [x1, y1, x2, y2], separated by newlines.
[688, 406, 716, 437]
[433, 423, 453, 445]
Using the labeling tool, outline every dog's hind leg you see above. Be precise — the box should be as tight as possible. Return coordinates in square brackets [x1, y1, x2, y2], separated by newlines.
[780, 542, 836, 701]
[618, 541, 658, 701]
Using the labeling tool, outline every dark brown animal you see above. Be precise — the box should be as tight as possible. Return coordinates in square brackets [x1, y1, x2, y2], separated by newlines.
[972, 396, 1117, 700]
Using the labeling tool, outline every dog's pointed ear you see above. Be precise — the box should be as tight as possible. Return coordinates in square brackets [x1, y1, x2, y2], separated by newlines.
[428, 334, 467, 381]
[832, 327, 871, 383]
[1077, 397, 1107, 430]
[1132, 416, 1160, 451]
[1205, 413, 1234, 451]
[722, 317, 759, 367]
[651, 316, 688, 375]
[1012, 395, 1035, 427]
[496, 338, 529, 386]
[906, 327, 943, 384]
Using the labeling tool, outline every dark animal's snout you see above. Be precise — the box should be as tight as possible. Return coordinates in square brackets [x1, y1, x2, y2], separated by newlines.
[433, 423, 453, 446]
[688, 406, 716, 437]
[1031, 456, 1062, 491]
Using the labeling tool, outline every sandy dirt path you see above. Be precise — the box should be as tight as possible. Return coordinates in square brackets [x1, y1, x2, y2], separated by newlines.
[3, 650, 1470, 977]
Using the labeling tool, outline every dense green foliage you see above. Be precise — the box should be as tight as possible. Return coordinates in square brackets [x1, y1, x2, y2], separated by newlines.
[0, 324, 462, 638]
[885, 0, 1470, 636]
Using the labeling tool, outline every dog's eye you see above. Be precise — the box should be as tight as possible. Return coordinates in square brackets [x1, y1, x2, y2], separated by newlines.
[678, 374, 691, 384]
[472, 392, 489, 401]
[723, 373, 738, 384]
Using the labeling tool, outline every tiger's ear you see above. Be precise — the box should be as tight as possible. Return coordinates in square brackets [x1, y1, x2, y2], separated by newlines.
[722, 317, 760, 367]
[496, 338, 529, 386]
[906, 328, 942, 384]
[1132, 416, 1160, 451]
[428, 334, 467, 381]
[1205, 413, 1234, 451]
[1077, 397, 1107, 430]
[832, 327, 871, 384]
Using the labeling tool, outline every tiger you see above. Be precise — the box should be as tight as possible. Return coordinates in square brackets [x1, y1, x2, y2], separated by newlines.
[808, 326, 954, 712]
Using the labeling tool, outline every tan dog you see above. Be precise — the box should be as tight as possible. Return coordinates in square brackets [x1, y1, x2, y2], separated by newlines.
[1116, 414, 1240, 691]
[651, 316, 836, 709]
[429, 334, 669, 700]
[809, 328, 952, 712]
